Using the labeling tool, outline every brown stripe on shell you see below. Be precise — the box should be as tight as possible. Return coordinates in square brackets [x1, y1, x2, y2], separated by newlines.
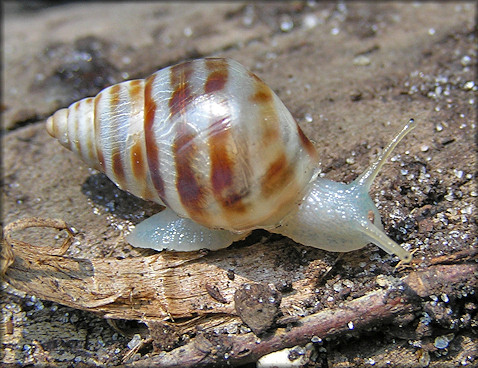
[109, 84, 121, 107]
[174, 130, 207, 219]
[249, 72, 280, 142]
[128, 79, 143, 114]
[126, 79, 154, 200]
[144, 73, 167, 204]
[249, 73, 273, 104]
[169, 61, 194, 117]
[205, 59, 229, 94]
[93, 93, 105, 169]
[169, 84, 192, 117]
[130, 139, 146, 186]
[103, 84, 122, 178]
[209, 118, 246, 213]
[169, 60, 193, 86]
[170, 60, 209, 219]
[129, 79, 142, 98]
[129, 138, 156, 200]
[261, 153, 293, 198]
[297, 125, 318, 162]
[111, 148, 127, 190]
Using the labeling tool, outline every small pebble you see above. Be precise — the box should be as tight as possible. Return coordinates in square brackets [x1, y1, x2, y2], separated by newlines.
[353, 55, 371, 66]
[434, 335, 451, 349]
[127, 334, 142, 350]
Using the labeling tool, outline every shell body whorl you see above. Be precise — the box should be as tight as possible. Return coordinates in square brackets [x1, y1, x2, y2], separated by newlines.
[47, 58, 318, 232]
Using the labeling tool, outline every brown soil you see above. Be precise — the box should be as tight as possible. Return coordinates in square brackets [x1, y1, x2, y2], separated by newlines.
[2, 3, 476, 367]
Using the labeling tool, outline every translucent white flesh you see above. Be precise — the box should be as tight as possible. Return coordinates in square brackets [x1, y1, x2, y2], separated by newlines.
[126, 208, 247, 251]
[356, 119, 417, 191]
[274, 120, 416, 262]
[273, 178, 412, 262]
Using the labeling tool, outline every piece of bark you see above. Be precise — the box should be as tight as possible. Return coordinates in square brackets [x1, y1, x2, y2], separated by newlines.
[122, 262, 477, 367]
[234, 283, 282, 335]
[2, 217, 476, 367]
[1, 217, 332, 321]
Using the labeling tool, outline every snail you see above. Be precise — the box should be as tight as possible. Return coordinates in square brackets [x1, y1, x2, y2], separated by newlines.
[46, 57, 414, 262]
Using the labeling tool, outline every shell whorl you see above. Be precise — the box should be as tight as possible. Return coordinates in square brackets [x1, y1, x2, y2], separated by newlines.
[46, 58, 318, 232]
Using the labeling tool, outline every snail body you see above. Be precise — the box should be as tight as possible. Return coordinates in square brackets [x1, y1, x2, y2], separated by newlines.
[47, 57, 414, 262]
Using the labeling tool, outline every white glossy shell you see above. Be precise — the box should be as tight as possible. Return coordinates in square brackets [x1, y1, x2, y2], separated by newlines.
[47, 58, 318, 232]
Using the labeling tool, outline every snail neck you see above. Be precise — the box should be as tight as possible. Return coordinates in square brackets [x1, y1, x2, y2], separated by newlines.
[271, 119, 417, 263]
[273, 177, 410, 262]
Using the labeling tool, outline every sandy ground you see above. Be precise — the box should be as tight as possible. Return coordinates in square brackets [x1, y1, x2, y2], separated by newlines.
[2, 2, 476, 367]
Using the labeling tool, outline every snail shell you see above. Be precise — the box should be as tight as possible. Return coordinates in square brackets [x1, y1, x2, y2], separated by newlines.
[47, 57, 414, 262]
[47, 58, 318, 232]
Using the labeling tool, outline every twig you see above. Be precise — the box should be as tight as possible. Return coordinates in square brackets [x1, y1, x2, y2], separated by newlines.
[1, 217, 74, 276]
[122, 263, 477, 367]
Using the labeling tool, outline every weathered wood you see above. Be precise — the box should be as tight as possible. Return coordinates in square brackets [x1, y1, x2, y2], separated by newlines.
[2, 217, 476, 367]
[122, 263, 477, 367]
[1, 217, 332, 321]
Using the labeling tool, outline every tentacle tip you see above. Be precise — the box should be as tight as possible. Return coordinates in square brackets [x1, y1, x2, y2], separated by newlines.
[399, 251, 413, 263]
[406, 117, 417, 130]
